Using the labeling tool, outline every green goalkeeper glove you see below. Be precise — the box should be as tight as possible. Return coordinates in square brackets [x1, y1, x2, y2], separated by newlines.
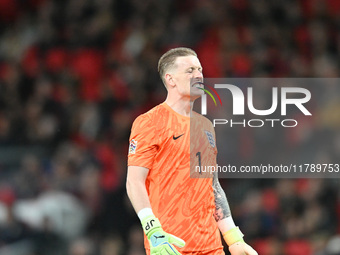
[142, 215, 185, 255]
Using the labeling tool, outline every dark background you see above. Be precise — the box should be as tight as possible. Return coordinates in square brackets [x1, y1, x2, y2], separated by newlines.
[0, 0, 340, 254]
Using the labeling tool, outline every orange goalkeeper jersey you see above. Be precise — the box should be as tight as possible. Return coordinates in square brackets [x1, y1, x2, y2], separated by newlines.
[128, 102, 223, 252]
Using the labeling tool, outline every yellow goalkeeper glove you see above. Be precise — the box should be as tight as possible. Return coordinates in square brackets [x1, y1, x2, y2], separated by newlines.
[142, 215, 185, 255]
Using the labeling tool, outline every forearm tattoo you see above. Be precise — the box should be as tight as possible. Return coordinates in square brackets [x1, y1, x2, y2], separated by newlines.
[212, 171, 231, 222]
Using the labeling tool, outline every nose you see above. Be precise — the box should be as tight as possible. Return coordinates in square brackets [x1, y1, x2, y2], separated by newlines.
[194, 69, 203, 79]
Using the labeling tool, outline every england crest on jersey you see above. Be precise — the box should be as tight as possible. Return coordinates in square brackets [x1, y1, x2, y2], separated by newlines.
[204, 131, 215, 148]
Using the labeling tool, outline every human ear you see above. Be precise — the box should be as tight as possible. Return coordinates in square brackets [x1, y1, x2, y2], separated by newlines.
[165, 73, 175, 88]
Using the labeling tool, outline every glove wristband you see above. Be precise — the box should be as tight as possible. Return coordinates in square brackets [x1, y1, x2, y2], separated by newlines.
[222, 226, 244, 246]
[141, 215, 162, 237]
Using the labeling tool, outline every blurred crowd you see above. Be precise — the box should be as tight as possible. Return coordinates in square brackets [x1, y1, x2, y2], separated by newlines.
[0, 0, 340, 254]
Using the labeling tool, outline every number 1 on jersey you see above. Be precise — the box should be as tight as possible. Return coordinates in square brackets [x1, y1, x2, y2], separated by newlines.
[196, 152, 202, 174]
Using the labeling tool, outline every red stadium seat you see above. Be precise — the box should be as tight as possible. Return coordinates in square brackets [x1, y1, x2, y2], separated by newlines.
[0, 0, 19, 22]
[252, 239, 272, 255]
[262, 188, 279, 213]
[70, 49, 104, 101]
[284, 240, 312, 255]
[21, 46, 40, 77]
[45, 48, 68, 73]
[70, 49, 104, 81]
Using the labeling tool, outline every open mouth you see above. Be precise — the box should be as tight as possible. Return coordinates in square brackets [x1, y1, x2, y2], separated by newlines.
[191, 81, 204, 88]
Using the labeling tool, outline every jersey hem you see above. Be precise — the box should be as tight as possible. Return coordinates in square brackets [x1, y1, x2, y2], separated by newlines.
[145, 245, 224, 253]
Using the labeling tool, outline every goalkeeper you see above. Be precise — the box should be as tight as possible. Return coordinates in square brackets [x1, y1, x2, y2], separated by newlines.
[127, 47, 257, 255]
